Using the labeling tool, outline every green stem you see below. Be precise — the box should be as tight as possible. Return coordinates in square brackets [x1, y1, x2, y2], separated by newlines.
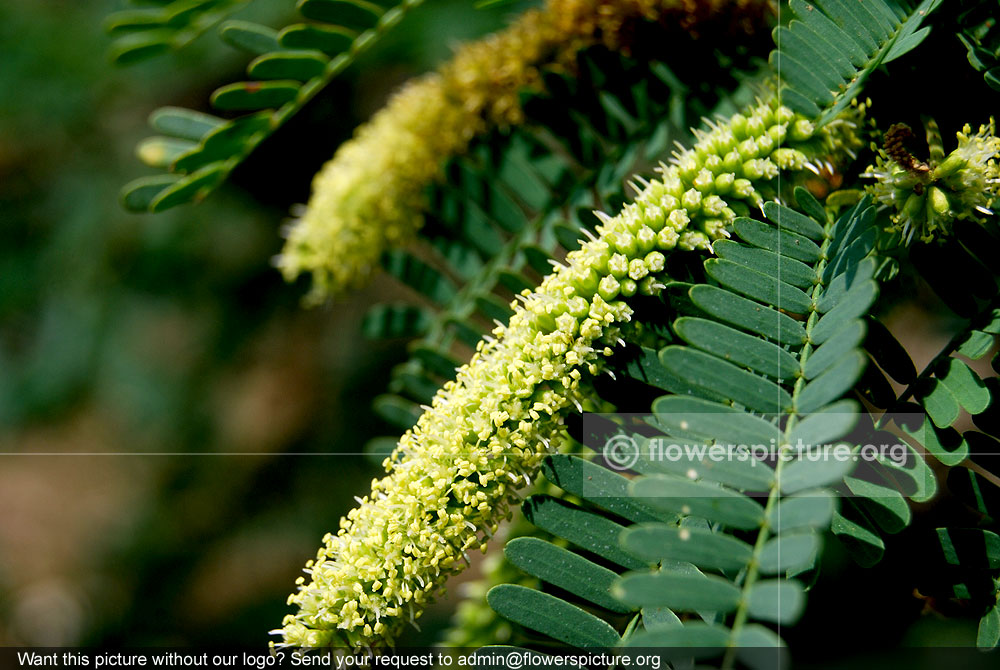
[214, 0, 425, 185]
[881, 293, 1000, 413]
[276, 0, 425, 125]
[170, 0, 257, 54]
[721, 454, 787, 668]
[721, 215, 836, 668]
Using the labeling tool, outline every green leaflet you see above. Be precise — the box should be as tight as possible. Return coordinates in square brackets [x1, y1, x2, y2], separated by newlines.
[620, 524, 753, 571]
[614, 571, 742, 612]
[219, 20, 283, 54]
[541, 455, 664, 524]
[107, 0, 253, 64]
[522, 495, 645, 570]
[504, 538, 632, 613]
[486, 585, 621, 647]
[746, 579, 806, 624]
[630, 475, 766, 530]
[980, 603, 1000, 650]
[769, 490, 835, 534]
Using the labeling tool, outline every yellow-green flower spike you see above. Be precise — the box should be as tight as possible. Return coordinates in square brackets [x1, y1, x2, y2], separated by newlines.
[275, 96, 861, 649]
[864, 118, 1000, 244]
[278, 75, 468, 302]
[276, 0, 772, 303]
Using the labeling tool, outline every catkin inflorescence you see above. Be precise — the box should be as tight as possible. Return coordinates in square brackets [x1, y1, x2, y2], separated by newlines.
[276, 0, 771, 303]
[276, 97, 861, 648]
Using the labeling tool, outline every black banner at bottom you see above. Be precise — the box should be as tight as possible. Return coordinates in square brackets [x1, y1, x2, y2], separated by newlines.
[0, 647, 996, 670]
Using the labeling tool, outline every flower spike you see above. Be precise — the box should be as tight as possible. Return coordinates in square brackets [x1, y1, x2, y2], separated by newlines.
[276, 95, 861, 648]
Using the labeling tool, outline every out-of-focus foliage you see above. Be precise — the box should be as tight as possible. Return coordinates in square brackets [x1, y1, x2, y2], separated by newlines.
[118, 0, 432, 213]
[956, 0, 1000, 91]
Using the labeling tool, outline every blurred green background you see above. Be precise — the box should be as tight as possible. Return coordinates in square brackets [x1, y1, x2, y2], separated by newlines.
[0, 0, 518, 646]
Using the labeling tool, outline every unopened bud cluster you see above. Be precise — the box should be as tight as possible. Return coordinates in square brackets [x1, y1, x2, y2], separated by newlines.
[865, 119, 1000, 244]
[276, 95, 859, 649]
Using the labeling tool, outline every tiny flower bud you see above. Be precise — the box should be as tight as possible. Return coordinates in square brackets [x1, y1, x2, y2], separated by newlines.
[723, 150, 742, 172]
[667, 209, 691, 231]
[742, 159, 767, 180]
[636, 226, 656, 253]
[608, 253, 629, 279]
[902, 192, 925, 220]
[566, 296, 589, 318]
[738, 138, 760, 160]
[772, 148, 807, 170]
[694, 169, 715, 192]
[714, 172, 735, 193]
[638, 276, 660, 295]
[657, 227, 679, 249]
[928, 186, 951, 216]
[732, 178, 754, 198]
[791, 119, 815, 142]
[628, 258, 649, 281]
[614, 231, 638, 257]
[644, 251, 666, 273]
[598, 275, 621, 302]
[767, 124, 787, 145]
[730, 113, 749, 139]
[934, 153, 966, 179]
[682, 188, 702, 210]
[679, 230, 712, 251]
[702, 219, 729, 239]
[746, 114, 766, 138]
[701, 195, 726, 217]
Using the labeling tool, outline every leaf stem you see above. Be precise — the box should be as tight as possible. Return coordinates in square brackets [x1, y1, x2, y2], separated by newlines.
[881, 293, 1000, 412]
[722, 210, 837, 668]
[198, 0, 426, 193]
